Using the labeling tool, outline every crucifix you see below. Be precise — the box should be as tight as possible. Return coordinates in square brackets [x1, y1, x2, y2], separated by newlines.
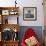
[15, 0, 17, 7]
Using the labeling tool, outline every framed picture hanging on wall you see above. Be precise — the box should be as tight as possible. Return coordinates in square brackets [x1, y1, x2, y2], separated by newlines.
[23, 7, 37, 21]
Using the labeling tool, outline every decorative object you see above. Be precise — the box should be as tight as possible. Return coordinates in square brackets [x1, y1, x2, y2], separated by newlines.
[2, 10, 9, 15]
[15, 0, 17, 7]
[9, 10, 18, 15]
[23, 7, 37, 21]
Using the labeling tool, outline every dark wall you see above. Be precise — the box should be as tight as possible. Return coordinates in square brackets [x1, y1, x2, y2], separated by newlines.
[18, 26, 44, 43]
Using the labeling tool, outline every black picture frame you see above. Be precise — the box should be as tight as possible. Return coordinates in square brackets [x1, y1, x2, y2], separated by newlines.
[23, 7, 37, 21]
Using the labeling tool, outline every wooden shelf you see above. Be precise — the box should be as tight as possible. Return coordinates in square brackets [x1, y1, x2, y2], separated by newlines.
[0, 7, 19, 15]
[0, 7, 18, 10]
[0, 24, 20, 32]
[0, 7, 20, 46]
[0, 40, 19, 46]
[2, 40, 19, 42]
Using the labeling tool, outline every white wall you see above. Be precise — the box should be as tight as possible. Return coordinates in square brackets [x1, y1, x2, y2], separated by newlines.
[18, 0, 44, 26]
[0, 0, 44, 26]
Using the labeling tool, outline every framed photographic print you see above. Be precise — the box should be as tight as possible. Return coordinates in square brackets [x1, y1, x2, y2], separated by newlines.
[23, 7, 37, 21]
[2, 10, 9, 15]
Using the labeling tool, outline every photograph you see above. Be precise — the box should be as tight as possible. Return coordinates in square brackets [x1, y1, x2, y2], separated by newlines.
[2, 10, 9, 15]
[23, 7, 37, 21]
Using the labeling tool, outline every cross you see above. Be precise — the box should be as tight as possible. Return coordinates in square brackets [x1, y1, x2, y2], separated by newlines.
[15, 0, 17, 7]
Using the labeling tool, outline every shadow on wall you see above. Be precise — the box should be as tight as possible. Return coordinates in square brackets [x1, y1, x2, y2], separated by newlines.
[18, 26, 44, 44]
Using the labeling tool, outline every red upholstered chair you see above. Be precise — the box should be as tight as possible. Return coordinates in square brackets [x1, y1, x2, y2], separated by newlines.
[21, 28, 41, 46]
